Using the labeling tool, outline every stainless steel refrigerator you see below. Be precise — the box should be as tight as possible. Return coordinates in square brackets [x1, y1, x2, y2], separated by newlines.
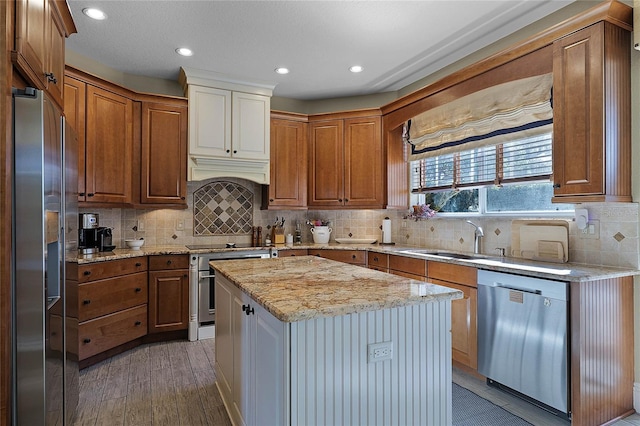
[12, 87, 79, 424]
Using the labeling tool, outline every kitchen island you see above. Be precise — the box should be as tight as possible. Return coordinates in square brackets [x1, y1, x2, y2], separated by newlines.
[211, 255, 463, 426]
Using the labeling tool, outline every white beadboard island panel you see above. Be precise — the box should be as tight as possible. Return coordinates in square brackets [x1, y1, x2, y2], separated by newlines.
[290, 301, 452, 426]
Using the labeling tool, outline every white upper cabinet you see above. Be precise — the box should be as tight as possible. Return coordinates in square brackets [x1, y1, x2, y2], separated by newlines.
[180, 67, 275, 184]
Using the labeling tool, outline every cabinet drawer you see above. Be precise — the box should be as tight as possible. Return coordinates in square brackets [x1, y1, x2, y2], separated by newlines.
[78, 272, 148, 322]
[278, 249, 309, 257]
[389, 270, 425, 281]
[427, 261, 477, 287]
[149, 255, 189, 270]
[78, 304, 147, 360]
[308, 249, 366, 265]
[389, 254, 426, 277]
[367, 252, 389, 269]
[78, 257, 148, 283]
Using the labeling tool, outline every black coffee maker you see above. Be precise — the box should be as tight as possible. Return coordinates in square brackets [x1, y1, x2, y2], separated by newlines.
[79, 213, 100, 254]
[97, 227, 115, 251]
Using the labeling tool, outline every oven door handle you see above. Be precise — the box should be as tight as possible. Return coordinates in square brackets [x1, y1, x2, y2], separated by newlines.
[199, 274, 216, 279]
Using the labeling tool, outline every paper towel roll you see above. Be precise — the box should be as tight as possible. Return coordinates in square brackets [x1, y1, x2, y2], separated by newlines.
[382, 218, 392, 244]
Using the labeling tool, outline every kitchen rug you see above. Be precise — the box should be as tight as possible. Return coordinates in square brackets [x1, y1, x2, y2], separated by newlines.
[453, 383, 532, 426]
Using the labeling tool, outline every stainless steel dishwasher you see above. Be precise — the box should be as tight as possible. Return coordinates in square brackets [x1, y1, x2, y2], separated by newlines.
[477, 270, 570, 418]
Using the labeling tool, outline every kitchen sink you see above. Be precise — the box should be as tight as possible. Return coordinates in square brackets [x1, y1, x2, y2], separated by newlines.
[399, 249, 489, 260]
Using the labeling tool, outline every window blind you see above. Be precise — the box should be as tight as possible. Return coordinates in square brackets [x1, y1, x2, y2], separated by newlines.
[411, 132, 552, 193]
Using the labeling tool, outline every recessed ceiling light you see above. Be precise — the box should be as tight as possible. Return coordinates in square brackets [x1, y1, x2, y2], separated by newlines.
[349, 65, 364, 73]
[175, 47, 194, 57]
[275, 67, 290, 75]
[82, 8, 107, 20]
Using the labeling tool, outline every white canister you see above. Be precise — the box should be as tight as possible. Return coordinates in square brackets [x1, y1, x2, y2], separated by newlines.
[310, 226, 332, 244]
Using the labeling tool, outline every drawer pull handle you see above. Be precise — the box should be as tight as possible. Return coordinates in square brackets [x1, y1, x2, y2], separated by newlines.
[83, 338, 91, 344]
[83, 271, 91, 276]
[45, 72, 57, 84]
[135, 262, 142, 267]
[135, 321, 142, 326]
[135, 288, 142, 293]
[83, 299, 91, 305]
[87, 193, 95, 197]
[373, 256, 379, 262]
[79, 192, 85, 196]
[553, 183, 561, 189]
[183, 274, 188, 278]
[242, 304, 254, 316]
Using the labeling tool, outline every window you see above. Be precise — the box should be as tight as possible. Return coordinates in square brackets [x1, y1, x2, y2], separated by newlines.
[410, 133, 573, 214]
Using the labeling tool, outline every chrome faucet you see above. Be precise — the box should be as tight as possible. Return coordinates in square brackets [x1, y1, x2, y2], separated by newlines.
[466, 220, 484, 254]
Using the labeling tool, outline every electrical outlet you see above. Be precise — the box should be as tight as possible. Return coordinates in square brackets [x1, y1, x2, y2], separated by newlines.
[401, 220, 407, 228]
[368, 342, 393, 363]
[176, 219, 184, 231]
[579, 219, 599, 239]
[137, 219, 145, 232]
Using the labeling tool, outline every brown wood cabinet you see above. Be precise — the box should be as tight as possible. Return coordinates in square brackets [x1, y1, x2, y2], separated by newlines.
[148, 255, 189, 333]
[264, 114, 308, 209]
[308, 113, 383, 209]
[427, 261, 477, 370]
[64, 67, 189, 208]
[13, 0, 75, 107]
[308, 249, 366, 266]
[73, 257, 148, 362]
[141, 101, 188, 206]
[552, 22, 631, 203]
[367, 252, 388, 272]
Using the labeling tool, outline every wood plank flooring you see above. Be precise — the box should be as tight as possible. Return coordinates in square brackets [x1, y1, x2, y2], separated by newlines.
[73, 339, 231, 426]
[76, 338, 640, 425]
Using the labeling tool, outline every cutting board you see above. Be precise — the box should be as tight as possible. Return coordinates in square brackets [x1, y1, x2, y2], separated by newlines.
[511, 220, 569, 263]
[519, 225, 568, 262]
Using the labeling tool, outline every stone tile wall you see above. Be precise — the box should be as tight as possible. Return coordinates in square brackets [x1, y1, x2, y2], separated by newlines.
[80, 178, 639, 269]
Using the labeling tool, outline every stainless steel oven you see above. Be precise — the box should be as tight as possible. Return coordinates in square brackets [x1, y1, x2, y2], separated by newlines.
[188, 246, 276, 340]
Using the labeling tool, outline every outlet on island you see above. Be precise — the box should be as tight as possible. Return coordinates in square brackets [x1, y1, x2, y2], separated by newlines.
[367, 341, 393, 363]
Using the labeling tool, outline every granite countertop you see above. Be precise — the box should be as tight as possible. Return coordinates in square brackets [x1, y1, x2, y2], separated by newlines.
[69, 242, 640, 282]
[210, 255, 463, 322]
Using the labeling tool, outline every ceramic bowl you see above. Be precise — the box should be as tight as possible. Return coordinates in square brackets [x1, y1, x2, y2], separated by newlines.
[125, 239, 145, 250]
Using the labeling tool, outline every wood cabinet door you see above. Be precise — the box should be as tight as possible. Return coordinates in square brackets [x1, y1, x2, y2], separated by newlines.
[64, 77, 86, 201]
[140, 101, 187, 205]
[268, 119, 308, 207]
[188, 85, 231, 158]
[148, 269, 189, 333]
[232, 92, 270, 160]
[85, 85, 134, 204]
[344, 116, 383, 207]
[552, 24, 604, 198]
[46, 0, 65, 107]
[14, 0, 47, 89]
[431, 278, 477, 370]
[308, 120, 344, 207]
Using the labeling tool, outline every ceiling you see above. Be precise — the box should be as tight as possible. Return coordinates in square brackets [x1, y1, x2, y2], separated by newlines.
[65, 0, 578, 101]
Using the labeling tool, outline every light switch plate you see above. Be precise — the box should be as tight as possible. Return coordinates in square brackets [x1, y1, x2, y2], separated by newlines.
[579, 219, 599, 239]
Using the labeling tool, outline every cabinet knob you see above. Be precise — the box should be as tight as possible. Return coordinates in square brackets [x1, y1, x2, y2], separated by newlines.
[79, 192, 85, 196]
[83, 271, 91, 276]
[135, 262, 142, 267]
[373, 256, 379, 262]
[245, 306, 254, 315]
[83, 338, 91, 344]
[87, 193, 95, 197]
[345, 199, 349, 203]
[135, 287, 142, 293]
[183, 274, 188, 278]
[269, 199, 274, 202]
[167, 260, 172, 265]
[553, 183, 561, 189]
[45, 72, 57, 84]
[338, 199, 343, 202]
[181, 196, 185, 200]
[135, 321, 142, 326]
[226, 149, 230, 153]
[352, 254, 356, 259]
[233, 150, 237, 154]
[242, 304, 249, 312]
[83, 299, 91, 305]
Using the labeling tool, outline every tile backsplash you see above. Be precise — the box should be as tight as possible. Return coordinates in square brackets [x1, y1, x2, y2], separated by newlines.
[81, 177, 639, 269]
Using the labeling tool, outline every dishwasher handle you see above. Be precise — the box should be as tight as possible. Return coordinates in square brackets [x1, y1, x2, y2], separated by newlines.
[494, 283, 541, 295]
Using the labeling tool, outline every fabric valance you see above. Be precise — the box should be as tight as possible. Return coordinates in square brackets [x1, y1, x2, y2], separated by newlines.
[405, 73, 553, 161]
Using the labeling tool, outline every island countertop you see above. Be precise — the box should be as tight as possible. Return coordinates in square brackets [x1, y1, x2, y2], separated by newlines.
[210, 255, 463, 322]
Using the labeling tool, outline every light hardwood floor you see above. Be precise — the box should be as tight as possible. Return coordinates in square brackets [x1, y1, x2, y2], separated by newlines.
[75, 338, 640, 426]
[73, 339, 231, 426]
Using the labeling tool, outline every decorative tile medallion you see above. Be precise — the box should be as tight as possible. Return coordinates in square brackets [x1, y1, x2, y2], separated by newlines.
[459, 237, 465, 244]
[193, 181, 253, 235]
[613, 232, 626, 242]
[494, 228, 501, 236]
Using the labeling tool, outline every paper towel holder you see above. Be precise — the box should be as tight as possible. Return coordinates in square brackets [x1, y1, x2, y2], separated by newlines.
[379, 216, 395, 245]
